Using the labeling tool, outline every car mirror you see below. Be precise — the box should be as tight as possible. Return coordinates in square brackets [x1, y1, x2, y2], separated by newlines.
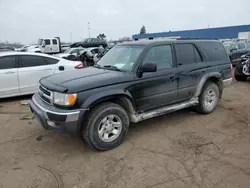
[230, 48, 237, 52]
[141, 63, 157, 73]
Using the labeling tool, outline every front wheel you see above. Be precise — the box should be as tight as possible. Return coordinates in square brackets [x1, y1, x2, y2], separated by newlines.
[82, 102, 130, 151]
[195, 82, 220, 114]
[234, 71, 247, 81]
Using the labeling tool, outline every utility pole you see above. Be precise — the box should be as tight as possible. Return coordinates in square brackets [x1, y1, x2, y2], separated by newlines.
[88, 22, 91, 38]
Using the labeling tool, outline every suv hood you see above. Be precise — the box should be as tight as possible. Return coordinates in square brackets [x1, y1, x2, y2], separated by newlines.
[40, 67, 134, 93]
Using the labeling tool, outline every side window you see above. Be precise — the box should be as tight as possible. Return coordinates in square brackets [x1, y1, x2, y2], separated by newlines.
[44, 39, 51, 45]
[91, 49, 99, 54]
[70, 49, 78, 54]
[44, 57, 59, 65]
[194, 47, 202, 62]
[143, 45, 173, 70]
[52, 39, 57, 45]
[238, 42, 246, 49]
[175, 44, 196, 65]
[20, 55, 48, 67]
[0, 56, 16, 69]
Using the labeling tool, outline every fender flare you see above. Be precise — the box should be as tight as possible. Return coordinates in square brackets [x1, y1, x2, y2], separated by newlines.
[194, 72, 222, 97]
[81, 89, 135, 110]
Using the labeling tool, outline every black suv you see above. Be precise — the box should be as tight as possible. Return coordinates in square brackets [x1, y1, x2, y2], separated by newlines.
[70, 38, 108, 48]
[30, 39, 232, 151]
[229, 40, 250, 66]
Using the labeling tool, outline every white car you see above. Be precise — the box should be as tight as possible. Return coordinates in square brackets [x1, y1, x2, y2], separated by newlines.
[55, 47, 85, 59]
[0, 52, 83, 98]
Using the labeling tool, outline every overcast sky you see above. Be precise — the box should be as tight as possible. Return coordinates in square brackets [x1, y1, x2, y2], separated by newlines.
[0, 0, 250, 44]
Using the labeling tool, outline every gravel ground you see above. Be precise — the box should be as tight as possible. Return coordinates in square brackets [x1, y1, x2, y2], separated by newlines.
[0, 80, 250, 188]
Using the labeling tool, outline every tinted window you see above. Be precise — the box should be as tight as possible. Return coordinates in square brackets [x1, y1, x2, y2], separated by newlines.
[44, 39, 50, 45]
[52, 39, 57, 45]
[175, 44, 196, 65]
[0, 56, 16, 69]
[20, 56, 48, 67]
[70, 49, 79, 54]
[238, 42, 246, 49]
[143, 45, 173, 70]
[91, 49, 99, 54]
[199, 41, 228, 61]
[194, 47, 202, 62]
[44, 57, 59, 64]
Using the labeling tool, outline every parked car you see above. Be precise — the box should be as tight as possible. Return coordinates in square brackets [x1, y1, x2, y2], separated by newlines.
[0, 47, 15, 53]
[16, 45, 30, 52]
[229, 40, 250, 66]
[30, 39, 232, 151]
[55, 47, 85, 59]
[234, 53, 250, 81]
[0, 52, 84, 98]
[70, 38, 108, 48]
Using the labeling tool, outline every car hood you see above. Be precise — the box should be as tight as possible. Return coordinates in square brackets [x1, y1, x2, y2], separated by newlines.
[55, 53, 68, 58]
[40, 67, 134, 93]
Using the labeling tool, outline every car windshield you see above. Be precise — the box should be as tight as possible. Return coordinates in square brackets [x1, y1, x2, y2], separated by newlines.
[97, 45, 144, 71]
[63, 48, 72, 54]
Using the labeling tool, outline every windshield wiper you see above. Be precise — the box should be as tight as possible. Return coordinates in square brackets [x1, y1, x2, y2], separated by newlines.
[102, 65, 122, 71]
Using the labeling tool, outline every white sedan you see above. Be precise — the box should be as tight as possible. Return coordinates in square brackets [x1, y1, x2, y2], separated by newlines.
[0, 52, 83, 98]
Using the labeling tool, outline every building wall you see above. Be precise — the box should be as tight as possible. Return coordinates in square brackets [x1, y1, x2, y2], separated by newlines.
[132, 25, 250, 40]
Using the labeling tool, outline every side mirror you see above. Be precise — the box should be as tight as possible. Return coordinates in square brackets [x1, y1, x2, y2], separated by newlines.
[141, 63, 157, 73]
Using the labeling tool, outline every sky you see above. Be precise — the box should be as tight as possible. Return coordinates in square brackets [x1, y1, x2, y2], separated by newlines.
[0, 0, 250, 44]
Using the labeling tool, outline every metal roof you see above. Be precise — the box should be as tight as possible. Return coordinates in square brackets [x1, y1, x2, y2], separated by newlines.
[132, 25, 250, 39]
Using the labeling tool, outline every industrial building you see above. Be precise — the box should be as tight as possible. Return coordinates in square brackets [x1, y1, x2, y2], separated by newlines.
[132, 24, 250, 40]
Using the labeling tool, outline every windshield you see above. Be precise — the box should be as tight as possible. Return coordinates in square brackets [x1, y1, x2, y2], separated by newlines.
[37, 39, 43, 45]
[97, 45, 144, 71]
[63, 48, 72, 54]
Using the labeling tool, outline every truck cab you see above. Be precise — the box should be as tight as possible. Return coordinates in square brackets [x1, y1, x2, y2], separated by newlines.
[38, 37, 61, 54]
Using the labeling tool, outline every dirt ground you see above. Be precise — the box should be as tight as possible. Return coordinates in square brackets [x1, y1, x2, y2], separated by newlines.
[1, 80, 250, 188]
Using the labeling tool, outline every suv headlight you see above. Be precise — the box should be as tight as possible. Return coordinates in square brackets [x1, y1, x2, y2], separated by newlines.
[53, 92, 77, 106]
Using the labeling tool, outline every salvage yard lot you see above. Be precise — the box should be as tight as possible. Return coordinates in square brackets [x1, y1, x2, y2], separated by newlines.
[0, 80, 250, 188]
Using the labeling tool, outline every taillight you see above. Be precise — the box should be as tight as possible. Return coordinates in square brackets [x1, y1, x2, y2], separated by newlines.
[74, 63, 84, 69]
[230, 63, 233, 77]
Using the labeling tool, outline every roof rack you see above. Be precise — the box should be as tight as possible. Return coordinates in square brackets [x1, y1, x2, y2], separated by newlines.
[177, 38, 218, 40]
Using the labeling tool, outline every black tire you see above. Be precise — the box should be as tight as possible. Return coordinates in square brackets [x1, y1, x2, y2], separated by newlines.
[195, 82, 220, 114]
[82, 102, 130, 151]
[234, 72, 247, 81]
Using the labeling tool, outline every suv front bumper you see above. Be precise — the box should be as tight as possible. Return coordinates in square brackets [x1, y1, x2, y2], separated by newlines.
[30, 93, 87, 133]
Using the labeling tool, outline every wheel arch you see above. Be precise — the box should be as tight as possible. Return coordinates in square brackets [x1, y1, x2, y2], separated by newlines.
[195, 73, 223, 98]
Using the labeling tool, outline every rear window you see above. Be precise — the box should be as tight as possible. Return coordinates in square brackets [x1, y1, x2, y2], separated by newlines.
[199, 41, 229, 61]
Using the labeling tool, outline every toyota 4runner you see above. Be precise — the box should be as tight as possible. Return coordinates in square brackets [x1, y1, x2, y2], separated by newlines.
[30, 39, 233, 151]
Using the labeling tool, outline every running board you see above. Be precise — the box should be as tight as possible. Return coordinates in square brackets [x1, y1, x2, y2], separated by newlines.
[131, 98, 199, 123]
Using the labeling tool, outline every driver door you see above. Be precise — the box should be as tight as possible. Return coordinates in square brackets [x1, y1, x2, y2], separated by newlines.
[130, 45, 178, 111]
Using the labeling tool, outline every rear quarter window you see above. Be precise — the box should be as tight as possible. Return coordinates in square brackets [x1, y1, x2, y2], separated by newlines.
[199, 41, 229, 61]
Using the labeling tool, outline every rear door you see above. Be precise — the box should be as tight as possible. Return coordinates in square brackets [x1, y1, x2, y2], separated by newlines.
[175, 43, 206, 101]
[18, 55, 56, 93]
[0, 55, 19, 97]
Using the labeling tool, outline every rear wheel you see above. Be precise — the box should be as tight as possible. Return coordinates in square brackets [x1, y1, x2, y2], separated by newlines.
[196, 82, 220, 114]
[234, 71, 247, 81]
[82, 102, 130, 151]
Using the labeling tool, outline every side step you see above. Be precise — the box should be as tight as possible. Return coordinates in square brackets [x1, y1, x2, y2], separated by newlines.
[131, 98, 199, 123]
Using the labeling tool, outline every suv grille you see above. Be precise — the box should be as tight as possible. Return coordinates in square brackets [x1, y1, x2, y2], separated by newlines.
[38, 86, 53, 105]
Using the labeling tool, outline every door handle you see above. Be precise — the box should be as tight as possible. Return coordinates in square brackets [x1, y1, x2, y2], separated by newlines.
[43, 68, 53, 71]
[4, 71, 15, 74]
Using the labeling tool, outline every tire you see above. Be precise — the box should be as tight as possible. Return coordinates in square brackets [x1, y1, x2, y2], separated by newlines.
[234, 71, 247, 81]
[82, 102, 130, 151]
[195, 82, 220, 114]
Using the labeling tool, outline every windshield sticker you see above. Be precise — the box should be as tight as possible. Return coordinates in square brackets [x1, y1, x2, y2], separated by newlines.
[114, 63, 126, 68]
